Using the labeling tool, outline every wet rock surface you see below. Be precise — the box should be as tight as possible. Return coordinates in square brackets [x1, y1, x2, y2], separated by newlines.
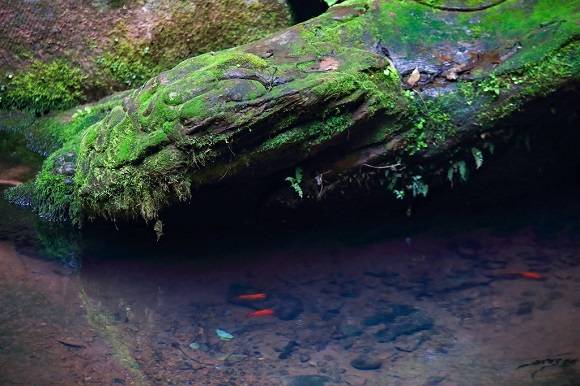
[53, 152, 76, 183]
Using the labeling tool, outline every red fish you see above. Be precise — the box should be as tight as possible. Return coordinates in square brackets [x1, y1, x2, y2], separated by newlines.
[237, 293, 267, 301]
[248, 309, 275, 317]
[520, 271, 544, 280]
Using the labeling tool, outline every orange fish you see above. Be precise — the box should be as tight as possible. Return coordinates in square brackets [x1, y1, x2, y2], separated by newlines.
[248, 309, 275, 317]
[237, 293, 267, 301]
[520, 271, 544, 280]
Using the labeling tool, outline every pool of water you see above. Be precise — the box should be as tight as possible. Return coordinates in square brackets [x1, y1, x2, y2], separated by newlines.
[1, 157, 580, 385]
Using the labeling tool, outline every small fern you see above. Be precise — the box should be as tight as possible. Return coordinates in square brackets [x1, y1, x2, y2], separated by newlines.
[286, 167, 304, 199]
[447, 161, 468, 187]
[409, 175, 429, 198]
[471, 147, 484, 169]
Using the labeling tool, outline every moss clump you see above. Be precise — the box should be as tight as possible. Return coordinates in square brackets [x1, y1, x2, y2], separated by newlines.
[97, 39, 162, 88]
[476, 40, 580, 126]
[31, 144, 81, 223]
[0, 60, 86, 114]
[24, 91, 128, 156]
[401, 91, 457, 155]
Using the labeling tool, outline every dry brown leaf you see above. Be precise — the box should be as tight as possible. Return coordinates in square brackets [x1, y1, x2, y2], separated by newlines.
[319, 57, 340, 71]
[445, 70, 458, 81]
[407, 67, 421, 87]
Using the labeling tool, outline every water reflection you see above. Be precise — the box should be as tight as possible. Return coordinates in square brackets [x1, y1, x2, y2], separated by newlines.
[1, 133, 579, 385]
[1, 204, 579, 385]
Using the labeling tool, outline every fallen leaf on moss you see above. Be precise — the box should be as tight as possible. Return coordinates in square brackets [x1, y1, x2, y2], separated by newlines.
[407, 68, 421, 87]
[319, 57, 340, 71]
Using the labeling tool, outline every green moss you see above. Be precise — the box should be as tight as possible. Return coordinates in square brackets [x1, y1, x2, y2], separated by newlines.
[22, 91, 128, 156]
[30, 143, 81, 224]
[13, 0, 579, 226]
[475, 0, 579, 69]
[0, 60, 86, 114]
[260, 114, 352, 153]
[179, 97, 208, 120]
[98, 39, 162, 88]
[74, 146, 190, 222]
[476, 40, 580, 125]
[401, 91, 457, 155]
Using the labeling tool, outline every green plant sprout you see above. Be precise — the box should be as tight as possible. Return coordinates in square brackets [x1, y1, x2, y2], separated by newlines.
[286, 167, 304, 199]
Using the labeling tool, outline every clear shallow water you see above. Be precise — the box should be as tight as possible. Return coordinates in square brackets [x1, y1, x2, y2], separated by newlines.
[1, 175, 580, 385]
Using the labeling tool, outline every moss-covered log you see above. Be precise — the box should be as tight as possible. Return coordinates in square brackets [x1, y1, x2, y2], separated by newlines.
[8, 0, 580, 228]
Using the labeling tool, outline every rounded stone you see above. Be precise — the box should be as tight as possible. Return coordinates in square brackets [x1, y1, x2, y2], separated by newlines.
[350, 355, 383, 371]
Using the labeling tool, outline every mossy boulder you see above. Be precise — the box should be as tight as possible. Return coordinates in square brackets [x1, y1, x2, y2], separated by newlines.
[0, 0, 294, 113]
[8, 0, 580, 229]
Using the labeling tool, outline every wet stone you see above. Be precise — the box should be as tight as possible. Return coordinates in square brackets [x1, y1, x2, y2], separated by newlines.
[287, 375, 331, 386]
[275, 294, 304, 321]
[224, 354, 247, 366]
[557, 254, 580, 268]
[451, 239, 482, 259]
[516, 301, 534, 316]
[548, 291, 564, 301]
[343, 375, 366, 386]
[321, 298, 344, 320]
[480, 307, 510, 323]
[339, 281, 360, 298]
[278, 340, 299, 360]
[424, 376, 447, 385]
[53, 152, 77, 177]
[341, 338, 354, 350]
[375, 312, 434, 343]
[418, 273, 493, 297]
[337, 319, 364, 338]
[363, 304, 416, 326]
[395, 332, 429, 353]
[521, 290, 536, 297]
[350, 355, 382, 370]
[322, 309, 341, 321]
[479, 259, 507, 270]
[300, 353, 311, 363]
[381, 272, 417, 291]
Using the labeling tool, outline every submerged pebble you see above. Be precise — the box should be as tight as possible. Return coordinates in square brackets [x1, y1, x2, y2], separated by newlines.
[216, 329, 234, 341]
[287, 375, 331, 386]
[350, 355, 382, 370]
